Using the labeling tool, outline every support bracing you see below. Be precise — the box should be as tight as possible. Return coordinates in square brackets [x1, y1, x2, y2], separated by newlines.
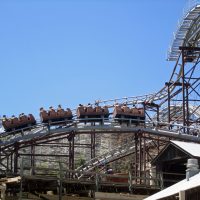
[68, 132, 75, 173]
[14, 145, 19, 175]
[91, 132, 95, 159]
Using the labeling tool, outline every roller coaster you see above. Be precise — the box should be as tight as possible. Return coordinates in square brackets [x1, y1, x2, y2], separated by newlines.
[1, 2, 200, 196]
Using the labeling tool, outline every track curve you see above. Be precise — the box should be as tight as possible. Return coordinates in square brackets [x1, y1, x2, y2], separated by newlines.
[0, 3, 200, 179]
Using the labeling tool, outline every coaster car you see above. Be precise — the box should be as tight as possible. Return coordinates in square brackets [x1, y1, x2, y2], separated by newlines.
[2, 114, 36, 132]
[40, 107, 73, 124]
[113, 105, 145, 124]
[77, 105, 109, 120]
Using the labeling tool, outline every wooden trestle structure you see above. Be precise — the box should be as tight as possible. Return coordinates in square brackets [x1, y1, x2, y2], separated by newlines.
[1, 4, 200, 198]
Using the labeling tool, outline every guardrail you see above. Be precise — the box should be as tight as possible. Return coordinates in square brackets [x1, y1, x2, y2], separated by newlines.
[18, 158, 185, 197]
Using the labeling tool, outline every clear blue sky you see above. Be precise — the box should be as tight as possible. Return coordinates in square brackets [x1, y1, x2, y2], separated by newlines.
[0, 0, 188, 118]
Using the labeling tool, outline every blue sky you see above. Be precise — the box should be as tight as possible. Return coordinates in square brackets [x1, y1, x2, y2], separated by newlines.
[0, 0, 188, 118]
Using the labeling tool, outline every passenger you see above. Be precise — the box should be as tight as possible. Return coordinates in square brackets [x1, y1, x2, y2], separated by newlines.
[103, 106, 109, 114]
[11, 115, 18, 125]
[2, 115, 9, 130]
[115, 103, 119, 107]
[122, 103, 127, 107]
[95, 105, 102, 113]
[86, 103, 93, 113]
[114, 103, 121, 113]
[49, 106, 55, 112]
[105, 165, 113, 174]
[107, 168, 113, 174]
[77, 104, 85, 117]
[48, 106, 56, 119]
[19, 113, 25, 117]
[123, 104, 130, 112]
[88, 103, 93, 108]
[66, 108, 72, 119]
[122, 104, 127, 111]
[2, 115, 7, 121]
[66, 108, 71, 112]
[57, 104, 62, 110]
[40, 107, 48, 122]
[19, 113, 27, 125]
[83, 105, 87, 112]
[40, 107, 44, 112]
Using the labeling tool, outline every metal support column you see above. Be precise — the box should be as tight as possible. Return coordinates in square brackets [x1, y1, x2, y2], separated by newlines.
[68, 132, 75, 177]
[91, 132, 95, 159]
[139, 133, 142, 184]
[14, 144, 19, 175]
[181, 49, 186, 132]
[186, 84, 190, 134]
[167, 83, 171, 127]
[134, 133, 138, 184]
[156, 105, 160, 124]
[143, 103, 146, 128]
[30, 144, 35, 175]
[143, 135, 148, 186]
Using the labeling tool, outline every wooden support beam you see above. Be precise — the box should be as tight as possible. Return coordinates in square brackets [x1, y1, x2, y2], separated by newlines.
[179, 190, 185, 200]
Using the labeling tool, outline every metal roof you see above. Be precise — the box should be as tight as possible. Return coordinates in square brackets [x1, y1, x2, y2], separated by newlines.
[146, 140, 200, 199]
[144, 172, 200, 200]
[151, 140, 200, 165]
[171, 140, 200, 157]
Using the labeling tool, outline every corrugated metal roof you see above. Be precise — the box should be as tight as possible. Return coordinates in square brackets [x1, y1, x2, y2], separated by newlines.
[145, 140, 200, 200]
[171, 140, 200, 157]
[144, 172, 200, 200]
[152, 140, 200, 166]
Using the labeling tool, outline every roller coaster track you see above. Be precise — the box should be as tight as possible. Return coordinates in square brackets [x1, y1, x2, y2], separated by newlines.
[1, 3, 200, 179]
[74, 3, 200, 176]
[0, 65, 199, 173]
[0, 63, 192, 149]
[1, 116, 200, 149]
[0, 118, 200, 175]
[168, 3, 200, 61]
